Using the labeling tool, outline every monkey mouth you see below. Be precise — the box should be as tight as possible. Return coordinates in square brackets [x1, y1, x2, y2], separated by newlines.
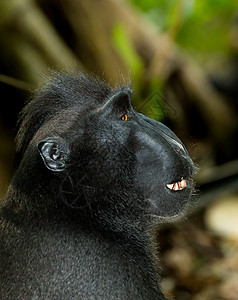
[166, 178, 188, 191]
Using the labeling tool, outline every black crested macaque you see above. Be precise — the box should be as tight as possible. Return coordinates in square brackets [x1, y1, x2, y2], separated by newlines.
[0, 72, 196, 299]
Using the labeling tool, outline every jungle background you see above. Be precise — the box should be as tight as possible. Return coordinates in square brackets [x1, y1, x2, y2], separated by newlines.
[0, 0, 238, 299]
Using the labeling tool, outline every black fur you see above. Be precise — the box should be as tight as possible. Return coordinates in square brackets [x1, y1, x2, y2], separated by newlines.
[0, 72, 196, 299]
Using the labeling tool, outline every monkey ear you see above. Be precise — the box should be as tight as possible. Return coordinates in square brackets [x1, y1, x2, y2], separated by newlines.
[37, 137, 70, 172]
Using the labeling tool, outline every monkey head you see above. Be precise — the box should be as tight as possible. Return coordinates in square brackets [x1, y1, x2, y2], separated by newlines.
[15, 72, 197, 233]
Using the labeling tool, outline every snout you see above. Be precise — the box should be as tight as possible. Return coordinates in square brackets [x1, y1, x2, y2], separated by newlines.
[135, 113, 196, 192]
[137, 114, 189, 156]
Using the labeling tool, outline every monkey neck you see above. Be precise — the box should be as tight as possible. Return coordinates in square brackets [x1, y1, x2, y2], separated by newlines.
[2, 182, 165, 299]
[3, 190, 164, 298]
[4, 183, 154, 250]
[4, 171, 155, 247]
[4, 164, 163, 281]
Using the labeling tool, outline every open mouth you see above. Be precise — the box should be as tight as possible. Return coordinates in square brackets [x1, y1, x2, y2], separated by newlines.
[166, 178, 188, 191]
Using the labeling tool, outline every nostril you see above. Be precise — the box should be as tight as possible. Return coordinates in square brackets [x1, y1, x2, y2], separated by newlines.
[157, 127, 188, 156]
[174, 145, 188, 156]
[175, 147, 184, 154]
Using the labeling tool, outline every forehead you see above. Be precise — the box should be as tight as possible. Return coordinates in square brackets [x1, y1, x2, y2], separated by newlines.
[46, 73, 112, 109]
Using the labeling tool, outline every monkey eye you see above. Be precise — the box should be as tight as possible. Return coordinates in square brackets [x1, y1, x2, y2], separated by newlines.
[121, 113, 128, 121]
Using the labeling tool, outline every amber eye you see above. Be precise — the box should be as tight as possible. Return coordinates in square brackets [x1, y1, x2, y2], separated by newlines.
[121, 113, 128, 121]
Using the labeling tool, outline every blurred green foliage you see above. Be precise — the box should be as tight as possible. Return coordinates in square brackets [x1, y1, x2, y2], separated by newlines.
[129, 0, 238, 65]
[112, 24, 144, 89]
[111, 0, 238, 121]
[120, 0, 238, 121]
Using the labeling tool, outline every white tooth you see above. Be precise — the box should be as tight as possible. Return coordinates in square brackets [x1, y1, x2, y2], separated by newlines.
[167, 179, 187, 191]
[173, 182, 179, 191]
[180, 179, 187, 189]
[166, 183, 174, 190]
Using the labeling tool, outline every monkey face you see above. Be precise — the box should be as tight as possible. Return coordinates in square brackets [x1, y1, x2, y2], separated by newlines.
[35, 75, 196, 221]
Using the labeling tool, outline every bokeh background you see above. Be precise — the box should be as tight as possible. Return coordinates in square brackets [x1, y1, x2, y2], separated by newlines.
[0, 0, 238, 299]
